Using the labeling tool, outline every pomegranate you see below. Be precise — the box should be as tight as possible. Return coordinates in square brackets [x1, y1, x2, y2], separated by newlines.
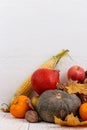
[31, 68, 60, 94]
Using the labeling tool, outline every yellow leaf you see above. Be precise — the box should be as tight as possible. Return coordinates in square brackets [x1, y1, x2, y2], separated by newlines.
[54, 113, 87, 126]
[66, 83, 87, 95]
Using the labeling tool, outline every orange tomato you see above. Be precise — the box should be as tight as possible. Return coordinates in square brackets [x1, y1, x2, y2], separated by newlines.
[10, 95, 31, 118]
[79, 102, 87, 121]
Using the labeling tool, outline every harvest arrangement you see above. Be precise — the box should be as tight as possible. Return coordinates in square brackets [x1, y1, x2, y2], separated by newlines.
[1, 49, 87, 127]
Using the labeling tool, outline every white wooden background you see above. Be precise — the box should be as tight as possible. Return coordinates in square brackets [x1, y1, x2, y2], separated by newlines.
[0, 0, 87, 129]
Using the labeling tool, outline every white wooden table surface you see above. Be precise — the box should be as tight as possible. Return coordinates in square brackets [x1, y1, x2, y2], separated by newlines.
[0, 111, 87, 130]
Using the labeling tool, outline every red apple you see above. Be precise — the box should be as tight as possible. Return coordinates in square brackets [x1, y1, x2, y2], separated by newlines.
[31, 68, 60, 95]
[67, 65, 85, 82]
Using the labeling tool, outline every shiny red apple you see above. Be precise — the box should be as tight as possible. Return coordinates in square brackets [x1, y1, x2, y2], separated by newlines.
[67, 65, 85, 82]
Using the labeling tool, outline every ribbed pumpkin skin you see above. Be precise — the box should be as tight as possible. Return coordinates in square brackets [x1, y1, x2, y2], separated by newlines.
[36, 90, 81, 123]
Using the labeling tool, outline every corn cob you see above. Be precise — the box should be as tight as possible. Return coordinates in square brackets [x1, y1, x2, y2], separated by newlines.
[4, 49, 69, 112]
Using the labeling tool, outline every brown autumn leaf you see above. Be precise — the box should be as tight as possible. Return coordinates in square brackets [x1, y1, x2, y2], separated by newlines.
[54, 113, 87, 126]
[65, 83, 87, 95]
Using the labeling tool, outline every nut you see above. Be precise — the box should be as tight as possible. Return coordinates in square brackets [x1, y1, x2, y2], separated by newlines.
[25, 110, 40, 123]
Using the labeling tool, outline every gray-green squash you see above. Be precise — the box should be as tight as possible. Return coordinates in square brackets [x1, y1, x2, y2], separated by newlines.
[36, 90, 81, 123]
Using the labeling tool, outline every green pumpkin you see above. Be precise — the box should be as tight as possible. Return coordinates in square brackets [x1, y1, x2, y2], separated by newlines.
[36, 90, 81, 123]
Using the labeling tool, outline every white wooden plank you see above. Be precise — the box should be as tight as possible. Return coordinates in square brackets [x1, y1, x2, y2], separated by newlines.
[69, 127, 87, 130]
[29, 121, 87, 130]
[0, 112, 29, 130]
[29, 122, 67, 130]
[0, 111, 87, 130]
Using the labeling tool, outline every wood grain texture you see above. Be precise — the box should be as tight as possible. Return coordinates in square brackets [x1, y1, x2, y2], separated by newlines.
[0, 111, 29, 130]
[0, 111, 87, 130]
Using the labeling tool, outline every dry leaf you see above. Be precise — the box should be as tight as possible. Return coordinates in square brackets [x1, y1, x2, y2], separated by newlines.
[66, 83, 87, 95]
[54, 113, 87, 126]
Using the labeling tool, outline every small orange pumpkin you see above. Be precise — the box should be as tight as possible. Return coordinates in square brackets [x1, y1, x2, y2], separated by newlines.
[10, 95, 31, 118]
[79, 102, 87, 121]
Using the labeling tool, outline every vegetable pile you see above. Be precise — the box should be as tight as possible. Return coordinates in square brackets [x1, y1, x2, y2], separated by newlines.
[2, 49, 87, 127]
